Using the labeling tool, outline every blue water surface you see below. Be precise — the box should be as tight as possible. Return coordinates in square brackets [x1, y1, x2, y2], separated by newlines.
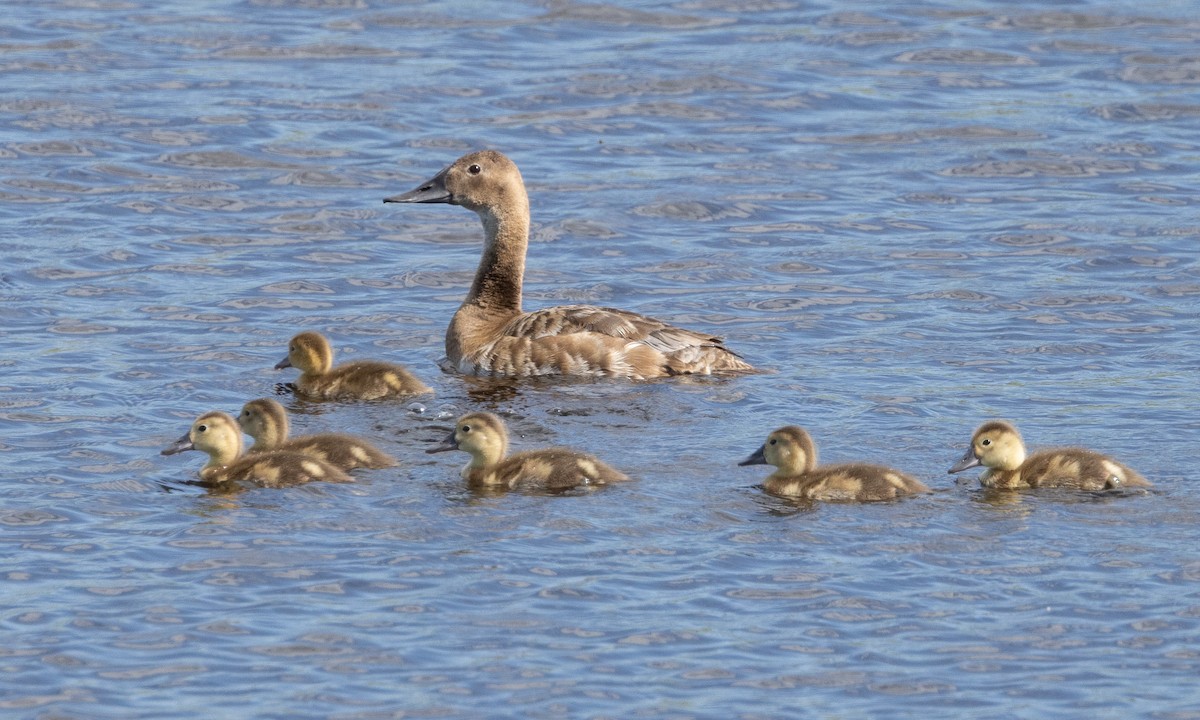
[2, 0, 1198, 717]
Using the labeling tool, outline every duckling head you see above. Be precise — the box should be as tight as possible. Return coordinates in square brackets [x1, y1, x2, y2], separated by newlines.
[276, 331, 333, 374]
[383, 150, 527, 222]
[739, 425, 817, 475]
[161, 411, 244, 466]
[238, 398, 289, 449]
[426, 411, 509, 467]
[949, 420, 1027, 474]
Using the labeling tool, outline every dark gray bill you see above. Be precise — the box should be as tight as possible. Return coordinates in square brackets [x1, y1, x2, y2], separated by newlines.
[738, 444, 767, 467]
[384, 167, 452, 204]
[948, 446, 981, 474]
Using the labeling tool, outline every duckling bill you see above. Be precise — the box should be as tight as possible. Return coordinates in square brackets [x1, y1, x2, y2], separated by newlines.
[385, 150, 754, 379]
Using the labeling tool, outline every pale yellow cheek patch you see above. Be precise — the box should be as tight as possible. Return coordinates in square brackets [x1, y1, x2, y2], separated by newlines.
[301, 460, 325, 478]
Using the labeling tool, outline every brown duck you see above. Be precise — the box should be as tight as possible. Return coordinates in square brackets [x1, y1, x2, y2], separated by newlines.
[384, 150, 754, 379]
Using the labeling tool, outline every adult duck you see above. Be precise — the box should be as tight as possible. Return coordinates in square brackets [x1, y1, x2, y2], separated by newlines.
[384, 150, 754, 379]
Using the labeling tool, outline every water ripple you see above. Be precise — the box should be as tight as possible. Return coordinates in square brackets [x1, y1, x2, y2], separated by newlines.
[2, 0, 1198, 717]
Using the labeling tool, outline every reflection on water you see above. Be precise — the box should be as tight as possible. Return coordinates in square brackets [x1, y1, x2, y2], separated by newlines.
[2, 0, 1199, 716]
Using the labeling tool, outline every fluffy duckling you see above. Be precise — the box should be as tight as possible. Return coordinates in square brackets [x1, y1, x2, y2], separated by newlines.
[426, 411, 630, 490]
[237, 398, 396, 471]
[276, 331, 430, 401]
[948, 420, 1151, 490]
[161, 411, 351, 487]
[384, 150, 754, 379]
[739, 425, 928, 501]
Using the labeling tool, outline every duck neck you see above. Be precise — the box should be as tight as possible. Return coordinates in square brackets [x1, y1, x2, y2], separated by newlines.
[204, 444, 240, 469]
[465, 203, 528, 315]
[254, 417, 286, 451]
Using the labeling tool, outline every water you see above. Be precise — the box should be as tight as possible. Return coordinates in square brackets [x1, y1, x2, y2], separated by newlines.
[2, 0, 1199, 716]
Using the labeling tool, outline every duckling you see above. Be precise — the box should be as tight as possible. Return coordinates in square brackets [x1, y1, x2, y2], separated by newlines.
[426, 411, 630, 490]
[739, 425, 928, 501]
[384, 150, 755, 379]
[237, 398, 396, 471]
[275, 331, 431, 401]
[948, 420, 1151, 490]
[161, 411, 351, 487]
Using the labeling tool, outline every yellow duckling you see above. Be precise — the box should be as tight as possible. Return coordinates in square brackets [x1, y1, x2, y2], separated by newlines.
[161, 411, 351, 487]
[426, 411, 630, 490]
[237, 398, 396, 471]
[275, 331, 431, 401]
[948, 420, 1151, 490]
[384, 150, 754, 379]
[739, 425, 928, 501]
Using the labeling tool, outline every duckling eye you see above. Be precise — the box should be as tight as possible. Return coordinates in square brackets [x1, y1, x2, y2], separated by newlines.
[769, 439, 777, 445]
[461, 424, 471, 433]
[981, 439, 991, 446]
[468, 164, 481, 175]
[197, 424, 208, 433]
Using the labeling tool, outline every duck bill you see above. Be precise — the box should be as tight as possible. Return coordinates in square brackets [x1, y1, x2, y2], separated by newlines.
[948, 447, 981, 474]
[161, 432, 195, 456]
[738, 444, 768, 467]
[425, 429, 460, 454]
[274, 356, 292, 370]
[384, 167, 452, 204]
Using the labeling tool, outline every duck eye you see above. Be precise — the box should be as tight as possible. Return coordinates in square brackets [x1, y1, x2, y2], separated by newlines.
[468, 164, 481, 175]
[197, 424, 207, 433]
[981, 439, 991, 446]
[461, 424, 471, 433]
[769, 439, 777, 445]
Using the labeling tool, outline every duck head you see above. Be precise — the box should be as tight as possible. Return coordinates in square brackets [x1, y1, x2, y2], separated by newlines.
[238, 398, 289, 449]
[949, 420, 1026, 474]
[162, 411, 244, 466]
[383, 150, 527, 218]
[426, 411, 509, 467]
[276, 331, 333, 374]
[739, 425, 817, 475]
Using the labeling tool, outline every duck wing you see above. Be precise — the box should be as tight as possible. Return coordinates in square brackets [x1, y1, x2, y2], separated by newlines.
[502, 304, 724, 349]
[497, 304, 753, 376]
